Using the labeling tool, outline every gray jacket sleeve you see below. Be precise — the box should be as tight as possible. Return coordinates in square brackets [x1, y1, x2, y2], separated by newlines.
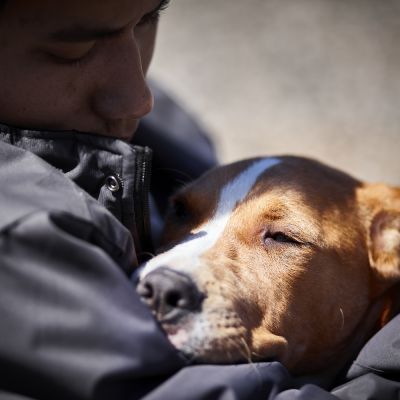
[0, 143, 182, 399]
[0, 210, 184, 400]
[0, 209, 295, 400]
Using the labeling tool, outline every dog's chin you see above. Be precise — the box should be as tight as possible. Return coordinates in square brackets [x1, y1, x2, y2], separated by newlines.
[164, 324, 278, 365]
[160, 313, 252, 364]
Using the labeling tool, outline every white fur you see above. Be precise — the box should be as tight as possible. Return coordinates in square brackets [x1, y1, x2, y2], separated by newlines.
[140, 158, 281, 278]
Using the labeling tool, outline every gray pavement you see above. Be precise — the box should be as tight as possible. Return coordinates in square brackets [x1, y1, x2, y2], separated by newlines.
[149, 0, 400, 185]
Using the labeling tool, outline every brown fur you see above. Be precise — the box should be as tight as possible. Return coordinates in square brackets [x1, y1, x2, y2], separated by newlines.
[157, 156, 400, 374]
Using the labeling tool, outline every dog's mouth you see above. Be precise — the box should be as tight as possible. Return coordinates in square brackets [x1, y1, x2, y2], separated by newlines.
[161, 319, 194, 353]
[137, 267, 257, 363]
[158, 307, 253, 364]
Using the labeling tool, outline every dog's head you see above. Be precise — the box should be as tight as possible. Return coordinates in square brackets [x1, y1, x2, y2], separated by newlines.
[138, 156, 400, 373]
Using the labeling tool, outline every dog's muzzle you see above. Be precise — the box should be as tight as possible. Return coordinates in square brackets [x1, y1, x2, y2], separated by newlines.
[137, 267, 204, 322]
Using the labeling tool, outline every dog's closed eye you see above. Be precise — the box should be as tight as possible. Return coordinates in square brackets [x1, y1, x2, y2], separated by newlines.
[263, 231, 301, 245]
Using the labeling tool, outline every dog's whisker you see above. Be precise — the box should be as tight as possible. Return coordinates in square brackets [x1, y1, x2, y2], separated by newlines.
[239, 337, 253, 364]
[223, 337, 238, 362]
[339, 307, 345, 331]
[236, 337, 264, 378]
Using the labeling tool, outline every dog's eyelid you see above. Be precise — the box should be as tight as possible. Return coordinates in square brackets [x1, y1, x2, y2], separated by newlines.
[278, 224, 314, 245]
[262, 229, 305, 246]
[274, 232, 300, 244]
[282, 231, 303, 244]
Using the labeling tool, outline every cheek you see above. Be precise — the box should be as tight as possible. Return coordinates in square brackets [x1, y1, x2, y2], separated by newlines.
[0, 10, 88, 126]
[225, 247, 311, 331]
[0, 53, 89, 126]
[272, 252, 370, 354]
[204, 249, 272, 324]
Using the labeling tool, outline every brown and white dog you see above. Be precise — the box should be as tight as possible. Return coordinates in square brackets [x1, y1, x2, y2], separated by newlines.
[137, 156, 400, 374]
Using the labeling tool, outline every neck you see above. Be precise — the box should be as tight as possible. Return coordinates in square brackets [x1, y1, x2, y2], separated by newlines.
[295, 288, 400, 389]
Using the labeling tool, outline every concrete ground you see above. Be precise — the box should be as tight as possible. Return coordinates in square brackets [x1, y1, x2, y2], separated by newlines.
[149, 0, 400, 185]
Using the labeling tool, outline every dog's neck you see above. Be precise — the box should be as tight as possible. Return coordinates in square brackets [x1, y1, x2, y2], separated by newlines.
[378, 283, 400, 328]
[295, 284, 400, 388]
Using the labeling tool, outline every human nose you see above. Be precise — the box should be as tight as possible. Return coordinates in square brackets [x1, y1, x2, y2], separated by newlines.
[91, 35, 154, 133]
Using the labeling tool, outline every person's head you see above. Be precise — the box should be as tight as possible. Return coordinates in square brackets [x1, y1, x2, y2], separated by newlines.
[0, 0, 168, 140]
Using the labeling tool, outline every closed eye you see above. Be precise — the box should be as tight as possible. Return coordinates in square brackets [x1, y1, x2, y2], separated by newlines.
[45, 43, 96, 66]
[263, 231, 301, 245]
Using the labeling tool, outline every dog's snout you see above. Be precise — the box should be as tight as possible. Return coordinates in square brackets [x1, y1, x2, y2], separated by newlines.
[137, 267, 203, 320]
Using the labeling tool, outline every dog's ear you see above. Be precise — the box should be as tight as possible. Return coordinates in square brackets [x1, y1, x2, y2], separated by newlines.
[369, 210, 400, 285]
[360, 184, 400, 294]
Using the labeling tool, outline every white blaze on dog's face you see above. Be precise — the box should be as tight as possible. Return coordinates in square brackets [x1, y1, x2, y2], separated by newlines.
[142, 158, 281, 276]
[138, 156, 400, 373]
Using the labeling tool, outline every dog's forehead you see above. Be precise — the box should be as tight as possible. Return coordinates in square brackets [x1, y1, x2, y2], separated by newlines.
[212, 157, 282, 214]
[140, 158, 282, 278]
[198, 157, 280, 190]
[188, 156, 361, 211]
[141, 156, 360, 278]
[178, 157, 282, 209]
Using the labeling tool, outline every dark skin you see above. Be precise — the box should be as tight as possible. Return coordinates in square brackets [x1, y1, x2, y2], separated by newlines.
[0, 0, 168, 141]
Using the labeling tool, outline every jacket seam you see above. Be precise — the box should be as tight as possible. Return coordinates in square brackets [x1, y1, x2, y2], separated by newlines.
[351, 362, 386, 375]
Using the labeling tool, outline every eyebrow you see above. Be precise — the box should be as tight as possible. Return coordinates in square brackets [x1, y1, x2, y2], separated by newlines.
[48, 0, 170, 43]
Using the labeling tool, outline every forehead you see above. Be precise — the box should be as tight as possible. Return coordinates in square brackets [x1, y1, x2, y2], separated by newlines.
[144, 157, 360, 278]
[205, 158, 317, 228]
[175, 156, 360, 232]
[185, 156, 357, 200]
[1, 0, 152, 32]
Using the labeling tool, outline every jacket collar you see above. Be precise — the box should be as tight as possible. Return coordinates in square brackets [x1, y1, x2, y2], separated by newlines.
[0, 123, 154, 258]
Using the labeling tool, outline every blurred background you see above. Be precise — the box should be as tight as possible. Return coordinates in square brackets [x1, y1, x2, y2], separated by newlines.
[149, 0, 400, 185]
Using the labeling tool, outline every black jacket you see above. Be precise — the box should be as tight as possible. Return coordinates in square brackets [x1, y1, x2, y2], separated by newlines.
[0, 89, 399, 400]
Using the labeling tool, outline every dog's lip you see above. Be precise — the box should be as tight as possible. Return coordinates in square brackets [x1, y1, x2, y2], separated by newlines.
[162, 322, 182, 335]
[158, 309, 192, 325]
[159, 312, 193, 336]
[161, 321, 193, 353]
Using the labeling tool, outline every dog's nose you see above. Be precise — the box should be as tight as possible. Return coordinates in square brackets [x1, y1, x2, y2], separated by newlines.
[137, 267, 203, 320]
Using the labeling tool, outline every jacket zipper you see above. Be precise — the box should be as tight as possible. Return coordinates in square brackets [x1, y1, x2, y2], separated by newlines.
[134, 146, 153, 261]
